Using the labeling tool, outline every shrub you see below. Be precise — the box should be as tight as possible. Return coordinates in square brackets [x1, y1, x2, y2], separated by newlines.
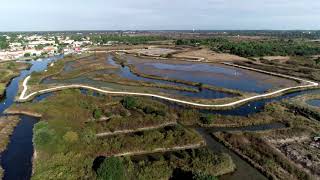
[200, 114, 215, 124]
[122, 97, 137, 109]
[24, 53, 31, 57]
[156, 110, 166, 116]
[33, 122, 55, 148]
[93, 108, 103, 119]
[97, 157, 125, 180]
[63, 131, 79, 143]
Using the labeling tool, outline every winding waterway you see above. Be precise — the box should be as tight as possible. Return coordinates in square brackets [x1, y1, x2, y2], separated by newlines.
[0, 55, 62, 180]
[0, 54, 319, 180]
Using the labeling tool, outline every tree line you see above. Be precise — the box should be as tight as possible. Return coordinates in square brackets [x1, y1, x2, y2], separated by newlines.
[0, 36, 9, 49]
[90, 35, 167, 45]
[176, 38, 320, 57]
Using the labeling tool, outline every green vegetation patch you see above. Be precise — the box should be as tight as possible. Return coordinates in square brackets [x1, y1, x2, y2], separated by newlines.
[0, 36, 9, 49]
[93, 148, 234, 180]
[0, 61, 29, 97]
[8, 89, 205, 179]
[122, 148, 235, 179]
[90, 35, 167, 45]
[93, 96, 175, 133]
[94, 125, 203, 156]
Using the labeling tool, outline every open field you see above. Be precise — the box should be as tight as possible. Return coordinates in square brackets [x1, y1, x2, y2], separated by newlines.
[172, 48, 248, 62]
[125, 47, 178, 57]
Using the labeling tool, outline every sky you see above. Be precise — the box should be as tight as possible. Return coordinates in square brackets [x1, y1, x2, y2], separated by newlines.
[0, 0, 319, 31]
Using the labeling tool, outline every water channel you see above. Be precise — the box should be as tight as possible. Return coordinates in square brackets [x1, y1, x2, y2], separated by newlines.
[306, 99, 320, 108]
[0, 54, 318, 180]
[0, 55, 62, 180]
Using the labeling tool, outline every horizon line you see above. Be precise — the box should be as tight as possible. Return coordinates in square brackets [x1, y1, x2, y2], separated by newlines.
[1, 29, 320, 33]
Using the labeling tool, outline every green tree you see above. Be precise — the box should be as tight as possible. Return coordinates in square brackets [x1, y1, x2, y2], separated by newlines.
[24, 53, 31, 57]
[122, 97, 137, 109]
[35, 44, 45, 50]
[0, 36, 9, 49]
[97, 157, 125, 180]
[54, 36, 59, 44]
[33, 121, 55, 148]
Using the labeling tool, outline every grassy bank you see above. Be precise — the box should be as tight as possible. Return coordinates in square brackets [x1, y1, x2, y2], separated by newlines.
[91, 73, 200, 93]
[28, 54, 92, 86]
[284, 93, 320, 121]
[0, 61, 30, 98]
[177, 102, 288, 127]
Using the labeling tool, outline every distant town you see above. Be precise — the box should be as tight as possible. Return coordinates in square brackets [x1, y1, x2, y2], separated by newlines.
[0, 34, 94, 61]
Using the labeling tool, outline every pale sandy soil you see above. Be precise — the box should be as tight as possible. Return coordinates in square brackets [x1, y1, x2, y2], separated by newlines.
[261, 56, 290, 62]
[311, 55, 320, 59]
[173, 48, 248, 62]
[126, 47, 177, 56]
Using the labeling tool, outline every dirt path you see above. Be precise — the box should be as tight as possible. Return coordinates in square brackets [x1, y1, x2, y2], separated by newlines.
[96, 121, 177, 137]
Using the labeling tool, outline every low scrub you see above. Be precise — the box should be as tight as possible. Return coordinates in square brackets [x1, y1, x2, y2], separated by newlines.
[121, 148, 235, 179]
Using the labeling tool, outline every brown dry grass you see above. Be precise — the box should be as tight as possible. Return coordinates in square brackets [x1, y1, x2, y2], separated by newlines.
[0, 116, 20, 152]
[173, 48, 248, 62]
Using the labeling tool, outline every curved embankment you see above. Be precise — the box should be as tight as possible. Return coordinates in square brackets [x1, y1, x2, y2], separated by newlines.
[18, 63, 318, 108]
